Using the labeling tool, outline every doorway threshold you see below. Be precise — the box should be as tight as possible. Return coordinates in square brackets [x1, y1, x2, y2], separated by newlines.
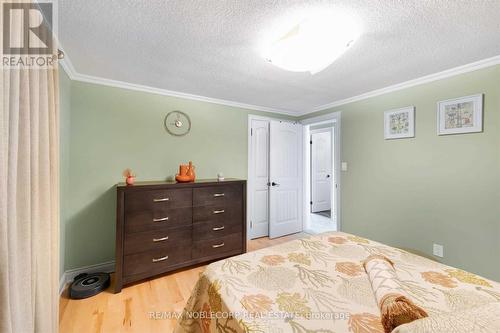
[304, 212, 337, 234]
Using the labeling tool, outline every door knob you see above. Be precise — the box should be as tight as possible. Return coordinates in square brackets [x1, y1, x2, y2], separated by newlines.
[326, 174, 331, 178]
[271, 182, 280, 187]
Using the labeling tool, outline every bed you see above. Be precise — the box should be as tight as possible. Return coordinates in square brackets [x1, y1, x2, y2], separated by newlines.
[174, 231, 500, 333]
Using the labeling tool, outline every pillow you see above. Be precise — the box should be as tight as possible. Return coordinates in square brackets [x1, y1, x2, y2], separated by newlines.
[363, 255, 428, 333]
[392, 302, 500, 333]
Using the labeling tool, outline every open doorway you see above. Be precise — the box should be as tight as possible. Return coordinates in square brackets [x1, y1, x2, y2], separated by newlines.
[302, 113, 340, 234]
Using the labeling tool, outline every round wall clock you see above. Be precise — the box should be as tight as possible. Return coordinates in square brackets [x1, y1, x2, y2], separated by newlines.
[164, 110, 191, 136]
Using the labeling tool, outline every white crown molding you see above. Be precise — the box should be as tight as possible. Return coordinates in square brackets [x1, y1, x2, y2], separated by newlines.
[58, 48, 78, 81]
[59, 260, 115, 295]
[60, 49, 500, 118]
[58, 52, 298, 116]
[300, 55, 500, 116]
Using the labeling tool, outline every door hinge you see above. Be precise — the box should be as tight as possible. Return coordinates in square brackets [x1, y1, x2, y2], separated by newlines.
[310, 140, 312, 144]
[251, 128, 253, 136]
[310, 201, 313, 205]
[250, 220, 253, 228]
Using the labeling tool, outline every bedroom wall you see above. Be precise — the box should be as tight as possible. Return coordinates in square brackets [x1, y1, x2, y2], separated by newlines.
[301, 65, 500, 280]
[61, 64, 500, 281]
[62, 80, 292, 271]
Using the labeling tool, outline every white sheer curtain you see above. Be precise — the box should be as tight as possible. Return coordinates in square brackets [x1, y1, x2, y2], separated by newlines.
[0, 2, 60, 332]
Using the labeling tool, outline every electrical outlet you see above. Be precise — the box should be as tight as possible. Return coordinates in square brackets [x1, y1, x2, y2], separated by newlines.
[341, 162, 348, 171]
[433, 244, 444, 258]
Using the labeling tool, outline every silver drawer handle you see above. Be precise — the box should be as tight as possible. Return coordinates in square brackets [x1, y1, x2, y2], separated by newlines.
[212, 242, 225, 248]
[212, 226, 225, 231]
[153, 217, 169, 222]
[213, 193, 225, 197]
[152, 255, 168, 263]
[213, 210, 225, 214]
[153, 236, 169, 242]
[153, 197, 169, 202]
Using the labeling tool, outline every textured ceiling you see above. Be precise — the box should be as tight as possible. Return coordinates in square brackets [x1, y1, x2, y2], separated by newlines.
[59, 0, 500, 114]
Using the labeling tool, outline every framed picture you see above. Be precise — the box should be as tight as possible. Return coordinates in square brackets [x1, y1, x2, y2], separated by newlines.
[437, 94, 483, 135]
[384, 106, 415, 139]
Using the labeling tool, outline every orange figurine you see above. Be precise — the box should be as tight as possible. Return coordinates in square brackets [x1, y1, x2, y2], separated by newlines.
[186, 161, 196, 182]
[176, 164, 191, 182]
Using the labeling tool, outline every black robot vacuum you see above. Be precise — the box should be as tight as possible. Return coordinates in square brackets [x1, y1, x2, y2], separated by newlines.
[69, 272, 111, 299]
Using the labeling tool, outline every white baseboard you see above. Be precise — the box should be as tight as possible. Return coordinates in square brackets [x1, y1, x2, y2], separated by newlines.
[59, 274, 66, 295]
[59, 261, 116, 295]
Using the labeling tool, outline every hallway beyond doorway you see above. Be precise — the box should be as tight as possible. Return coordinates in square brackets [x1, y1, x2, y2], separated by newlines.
[306, 211, 337, 234]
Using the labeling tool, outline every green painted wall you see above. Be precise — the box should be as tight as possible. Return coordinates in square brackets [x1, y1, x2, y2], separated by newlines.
[63, 81, 292, 270]
[59, 68, 71, 279]
[301, 65, 500, 281]
[61, 64, 499, 282]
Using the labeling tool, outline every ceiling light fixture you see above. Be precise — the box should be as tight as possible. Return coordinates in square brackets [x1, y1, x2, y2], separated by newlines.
[263, 11, 361, 74]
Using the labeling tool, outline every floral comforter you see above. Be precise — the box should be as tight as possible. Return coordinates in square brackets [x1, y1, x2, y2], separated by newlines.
[174, 232, 500, 333]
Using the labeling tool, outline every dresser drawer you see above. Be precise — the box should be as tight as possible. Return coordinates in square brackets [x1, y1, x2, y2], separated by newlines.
[124, 226, 191, 255]
[192, 233, 242, 259]
[123, 246, 191, 277]
[193, 220, 242, 241]
[125, 188, 192, 213]
[193, 204, 242, 224]
[115, 180, 246, 293]
[125, 207, 192, 233]
[193, 185, 242, 207]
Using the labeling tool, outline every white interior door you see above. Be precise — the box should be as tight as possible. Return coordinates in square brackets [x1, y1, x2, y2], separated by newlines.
[311, 130, 332, 213]
[269, 121, 303, 239]
[249, 119, 270, 239]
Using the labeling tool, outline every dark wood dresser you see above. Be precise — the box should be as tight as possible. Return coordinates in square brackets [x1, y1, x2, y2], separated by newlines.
[115, 179, 246, 292]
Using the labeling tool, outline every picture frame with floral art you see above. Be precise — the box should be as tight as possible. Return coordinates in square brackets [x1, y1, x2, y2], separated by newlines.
[384, 106, 415, 140]
[437, 94, 483, 135]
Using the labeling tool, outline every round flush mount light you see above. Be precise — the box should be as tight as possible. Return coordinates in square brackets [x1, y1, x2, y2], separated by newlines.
[262, 9, 362, 74]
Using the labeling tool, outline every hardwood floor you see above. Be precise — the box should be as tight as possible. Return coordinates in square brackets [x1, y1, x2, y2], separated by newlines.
[59, 232, 306, 333]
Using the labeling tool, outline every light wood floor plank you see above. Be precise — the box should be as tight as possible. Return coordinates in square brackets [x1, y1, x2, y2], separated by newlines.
[59, 232, 305, 333]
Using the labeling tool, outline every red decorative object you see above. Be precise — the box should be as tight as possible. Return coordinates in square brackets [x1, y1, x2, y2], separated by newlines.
[123, 168, 136, 186]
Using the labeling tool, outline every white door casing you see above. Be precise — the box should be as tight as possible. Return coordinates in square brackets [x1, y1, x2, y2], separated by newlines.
[311, 130, 332, 212]
[330, 125, 336, 216]
[249, 119, 270, 239]
[269, 121, 303, 239]
[301, 112, 341, 232]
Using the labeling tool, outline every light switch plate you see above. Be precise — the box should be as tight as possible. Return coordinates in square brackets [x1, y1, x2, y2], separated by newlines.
[433, 244, 444, 257]
[341, 162, 348, 171]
